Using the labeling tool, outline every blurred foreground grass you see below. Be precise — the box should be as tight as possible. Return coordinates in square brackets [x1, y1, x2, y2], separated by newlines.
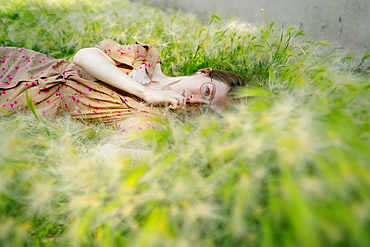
[1, 0, 370, 246]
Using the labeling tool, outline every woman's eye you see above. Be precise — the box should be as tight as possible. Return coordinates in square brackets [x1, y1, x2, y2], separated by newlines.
[205, 88, 210, 96]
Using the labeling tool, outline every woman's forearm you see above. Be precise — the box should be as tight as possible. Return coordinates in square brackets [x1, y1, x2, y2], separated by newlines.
[73, 47, 146, 99]
[72, 47, 186, 108]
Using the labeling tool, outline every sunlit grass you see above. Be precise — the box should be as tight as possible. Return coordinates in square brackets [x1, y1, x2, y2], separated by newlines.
[1, 0, 370, 246]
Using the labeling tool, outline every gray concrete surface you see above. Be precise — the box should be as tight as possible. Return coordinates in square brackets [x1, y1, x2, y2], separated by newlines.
[138, 0, 370, 68]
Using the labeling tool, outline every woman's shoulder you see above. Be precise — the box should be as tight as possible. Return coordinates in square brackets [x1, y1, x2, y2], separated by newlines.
[96, 39, 120, 48]
[95, 39, 161, 78]
[95, 39, 160, 57]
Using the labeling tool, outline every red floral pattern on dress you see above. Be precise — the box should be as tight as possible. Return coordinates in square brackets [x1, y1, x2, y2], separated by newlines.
[0, 42, 162, 130]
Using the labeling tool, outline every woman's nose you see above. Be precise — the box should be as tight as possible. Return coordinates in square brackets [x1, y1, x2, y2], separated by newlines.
[188, 94, 204, 104]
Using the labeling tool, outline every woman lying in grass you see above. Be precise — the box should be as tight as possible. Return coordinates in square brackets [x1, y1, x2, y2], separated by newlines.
[0, 39, 244, 130]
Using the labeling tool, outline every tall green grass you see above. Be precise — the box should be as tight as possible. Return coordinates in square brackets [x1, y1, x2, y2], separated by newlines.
[1, 0, 370, 246]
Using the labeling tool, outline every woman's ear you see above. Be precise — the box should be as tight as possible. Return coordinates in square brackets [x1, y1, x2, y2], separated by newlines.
[195, 68, 212, 75]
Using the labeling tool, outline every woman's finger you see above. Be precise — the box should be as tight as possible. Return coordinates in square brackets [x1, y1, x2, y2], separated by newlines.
[168, 92, 184, 109]
[177, 97, 185, 110]
[176, 94, 186, 106]
[170, 98, 178, 109]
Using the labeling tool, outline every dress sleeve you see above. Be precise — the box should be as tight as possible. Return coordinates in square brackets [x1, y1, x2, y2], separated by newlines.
[95, 39, 161, 78]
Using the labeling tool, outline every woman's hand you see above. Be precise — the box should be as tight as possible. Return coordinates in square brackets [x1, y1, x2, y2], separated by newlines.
[143, 88, 186, 110]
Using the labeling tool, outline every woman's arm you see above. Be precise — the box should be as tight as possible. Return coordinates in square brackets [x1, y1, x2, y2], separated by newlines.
[72, 48, 185, 109]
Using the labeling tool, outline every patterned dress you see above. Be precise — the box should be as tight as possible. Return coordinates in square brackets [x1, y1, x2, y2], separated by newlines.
[0, 39, 163, 131]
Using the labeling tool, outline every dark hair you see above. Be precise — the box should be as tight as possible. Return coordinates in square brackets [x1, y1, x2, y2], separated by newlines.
[209, 70, 245, 87]
[208, 70, 245, 100]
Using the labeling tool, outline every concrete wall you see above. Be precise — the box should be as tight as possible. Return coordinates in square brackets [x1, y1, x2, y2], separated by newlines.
[140, 0, 370, 67]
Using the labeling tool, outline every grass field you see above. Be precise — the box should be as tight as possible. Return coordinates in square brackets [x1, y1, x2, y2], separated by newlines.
[1, 0, 370, 246]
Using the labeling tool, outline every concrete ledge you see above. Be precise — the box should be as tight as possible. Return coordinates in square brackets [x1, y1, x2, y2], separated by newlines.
[139, 0, 370, 67]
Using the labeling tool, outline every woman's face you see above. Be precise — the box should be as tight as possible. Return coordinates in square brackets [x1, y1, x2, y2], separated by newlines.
[171, 74, 231, 110]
